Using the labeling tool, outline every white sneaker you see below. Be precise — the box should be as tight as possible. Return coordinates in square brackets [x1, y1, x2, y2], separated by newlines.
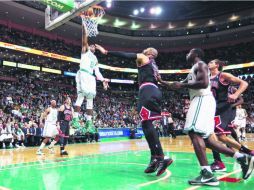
[15, 144, 21, 148]
[2, 143, 6, 149]
[36, 150, 44, 155]
[48, 147, 55, 154]
[9, 144, 13, 148]
[21, 143, 26, 148]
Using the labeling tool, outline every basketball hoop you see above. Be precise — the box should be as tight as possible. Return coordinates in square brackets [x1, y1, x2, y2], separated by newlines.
[80, 5, 105, 37]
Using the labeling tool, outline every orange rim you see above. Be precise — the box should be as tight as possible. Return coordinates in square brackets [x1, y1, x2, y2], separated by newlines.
[80, 5, 104, 18]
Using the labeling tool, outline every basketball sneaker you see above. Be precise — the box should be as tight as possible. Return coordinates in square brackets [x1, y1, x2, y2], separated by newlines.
[237, 154, 254, 179]
[188, 169, 219, 186]
[156, 158, 173, 176]
[36, 150, 44, 155]
[250, 150, 254, 156]
[60, 151, 68, 156]
[48, 146, 55, 154]
[210, 160, 227, 172]
[144, 159, 159, 174]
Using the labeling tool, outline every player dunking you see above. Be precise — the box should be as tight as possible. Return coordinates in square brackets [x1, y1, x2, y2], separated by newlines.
[37, 100, 59, 155]
[159, 48, 254, 186]
[57, 97, 74, 155]
[208, 59, 254, 171]
[72, 20, 109, 129]
[95, 45, 173, 176]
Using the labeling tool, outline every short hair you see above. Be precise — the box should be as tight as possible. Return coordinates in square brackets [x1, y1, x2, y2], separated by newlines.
[213, 59, 225, 71]
[192, 48, 204, 59]
[143, 47, 158, 58]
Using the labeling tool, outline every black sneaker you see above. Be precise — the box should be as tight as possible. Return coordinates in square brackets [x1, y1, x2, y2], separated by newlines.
[156, 158, 173, 176]
[60, 151, 69, 156]
[237, 154, 254, 179]
[144, 159, 159, 174]
[188, 169, 219, 186]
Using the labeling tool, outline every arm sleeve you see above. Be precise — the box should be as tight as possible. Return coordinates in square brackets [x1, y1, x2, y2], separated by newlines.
[107, 51, 137, 59]
[94, 66, 105, 81]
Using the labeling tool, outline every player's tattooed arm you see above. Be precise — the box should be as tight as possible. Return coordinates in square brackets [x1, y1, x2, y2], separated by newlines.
[222, 72, 248, 101]
[95, 44, 138, 59]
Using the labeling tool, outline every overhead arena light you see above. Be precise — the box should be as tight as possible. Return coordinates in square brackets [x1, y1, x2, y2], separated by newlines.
[155, 7, 162, 15]
[133, 9, 139, 15]
[140, 7, 145, 13]
[187, 21, 195, 28]
[150, 7, 162, 15]
[208, 20, 215, 26]
[230, 14, 239, 21]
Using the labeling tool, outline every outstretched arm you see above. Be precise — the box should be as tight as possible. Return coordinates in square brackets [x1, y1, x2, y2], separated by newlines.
[82, 23, 89, 53]
[95, 44, 149, 66]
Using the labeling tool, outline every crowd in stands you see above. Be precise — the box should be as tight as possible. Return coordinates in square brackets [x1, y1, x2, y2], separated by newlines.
[1, 24, 254, 149]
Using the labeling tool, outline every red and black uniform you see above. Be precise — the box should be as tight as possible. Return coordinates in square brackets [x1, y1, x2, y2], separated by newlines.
[211, 72, 235, 135]
[59, 105, 72, 148]
[137, 58, 165, 161]
[138, 59, 162, 122]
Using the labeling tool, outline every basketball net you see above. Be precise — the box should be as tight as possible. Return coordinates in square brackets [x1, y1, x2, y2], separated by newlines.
[80, 6, 105, 37]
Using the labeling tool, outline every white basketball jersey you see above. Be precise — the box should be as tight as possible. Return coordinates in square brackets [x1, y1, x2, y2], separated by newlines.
[45, 107, 58, 124]
[80, 49, 98, 74]
[236, 108, 247, 120]
[188, 61, 212, 100]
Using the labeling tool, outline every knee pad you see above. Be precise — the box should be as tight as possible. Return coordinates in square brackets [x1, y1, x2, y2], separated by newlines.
[86, 98, 93, 109]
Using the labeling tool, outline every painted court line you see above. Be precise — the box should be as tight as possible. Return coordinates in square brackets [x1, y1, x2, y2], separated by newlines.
[137, 170, 172, 187]
[0, 151, 134, 171]
[0, 186, 11, 190]
[36, 161, 172, 188]
[37, 162, 147, 170]
[185, 169, 242, 190]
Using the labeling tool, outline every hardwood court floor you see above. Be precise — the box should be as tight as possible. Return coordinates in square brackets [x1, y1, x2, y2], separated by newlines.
[0, 134, 254, 190]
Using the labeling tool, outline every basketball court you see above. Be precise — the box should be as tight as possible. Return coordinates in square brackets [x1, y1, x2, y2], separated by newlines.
[0, 135, 254, 190]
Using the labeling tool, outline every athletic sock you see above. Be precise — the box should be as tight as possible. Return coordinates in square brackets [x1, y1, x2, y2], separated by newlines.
[239, 145, 251, 154]
[49, 140, 57, 148]
[201, 166, 212, 173]
[39, 142, 46, 150]
[233, 152, 244, 159]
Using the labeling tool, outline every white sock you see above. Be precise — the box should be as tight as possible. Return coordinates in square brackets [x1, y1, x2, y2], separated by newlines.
[233, 152, 244, 159]
[39, 142, 46, 150]
[201, 166, 212, 173]
[49, 140, 57, 148]
[87, 115, 92, 121]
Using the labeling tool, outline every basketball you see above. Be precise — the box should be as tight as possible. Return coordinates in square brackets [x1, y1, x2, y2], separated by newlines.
[86, 7, 94, 16]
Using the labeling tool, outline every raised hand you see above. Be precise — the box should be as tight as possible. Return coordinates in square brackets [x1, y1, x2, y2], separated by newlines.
[95, 44, 107, 54]
[103, 79, 110, 90]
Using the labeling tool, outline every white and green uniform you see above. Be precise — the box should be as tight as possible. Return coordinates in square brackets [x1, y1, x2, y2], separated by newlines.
[184, 61, 216, 139]
[76, 49, 97, 100]
[235, 108, 247, 129]
[43, 107, 58, 138]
